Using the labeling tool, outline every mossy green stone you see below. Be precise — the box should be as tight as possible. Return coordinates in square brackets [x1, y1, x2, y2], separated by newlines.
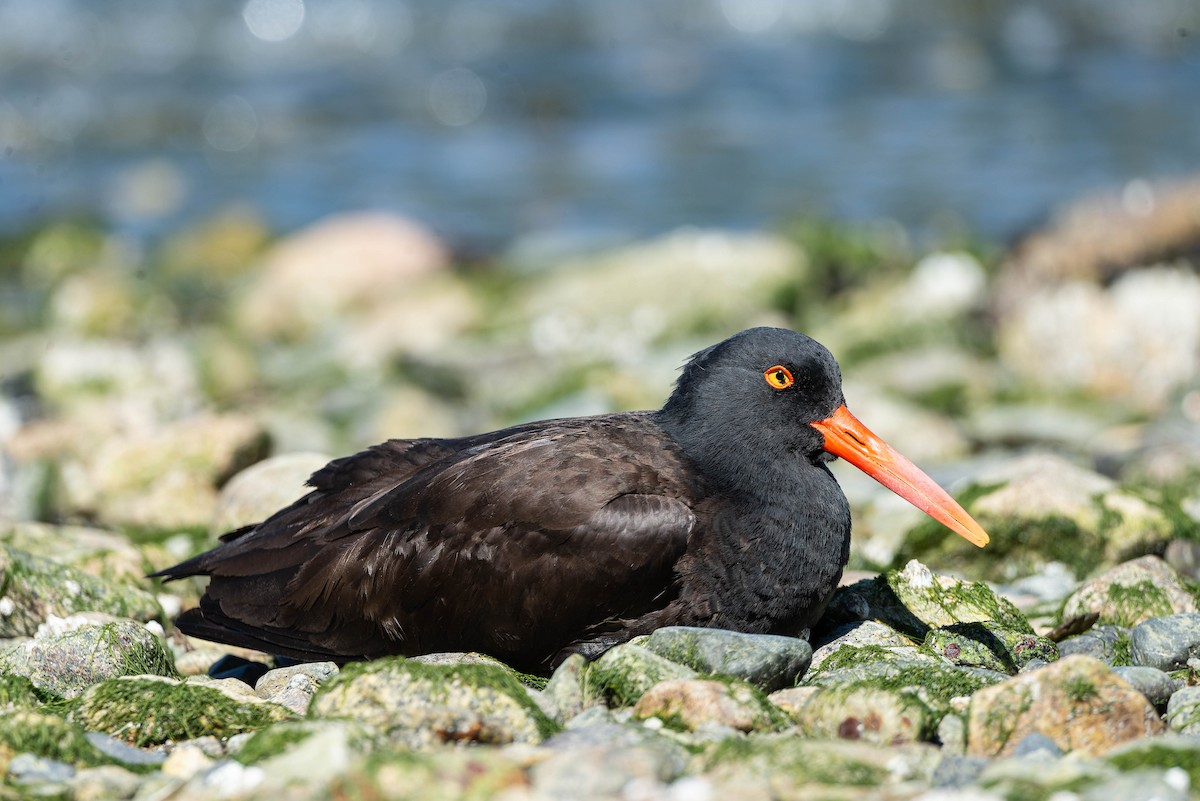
[703, 734, 940, 788]
[584, 643, 699, 707]
[311, 656, 557, 745]
[925, 622, 1059, 674]
[0, 673, 48, 708]
[0, 711, 132, 771]
[69, 676, 294, 746]
[0, 544, 163, 637]
[1107, 735, 1200, 789]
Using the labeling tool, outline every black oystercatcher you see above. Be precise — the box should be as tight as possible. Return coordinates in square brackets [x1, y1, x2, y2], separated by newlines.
[156, 327, 988, 672]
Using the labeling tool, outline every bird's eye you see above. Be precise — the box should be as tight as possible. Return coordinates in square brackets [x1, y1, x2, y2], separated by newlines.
[764, 365, 794, 390]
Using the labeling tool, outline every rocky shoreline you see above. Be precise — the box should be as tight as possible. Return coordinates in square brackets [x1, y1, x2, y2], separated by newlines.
[3, 179, 1200, 799]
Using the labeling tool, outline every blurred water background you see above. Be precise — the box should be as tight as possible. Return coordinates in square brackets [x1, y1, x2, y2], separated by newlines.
[2, 0, 1199, 253]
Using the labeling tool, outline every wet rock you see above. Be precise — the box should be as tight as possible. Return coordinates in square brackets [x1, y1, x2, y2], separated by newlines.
[309, 656, 556, 747]
[1112, 666, 1181, 708]
[642, 626, 812, 692]
[235, 211, 450, 342]
[1058, 624, 1133, 666]
[821, 559, 1031, 640]
[0, 544, 162, 637]
[63, 412, 270, 532]
[585, 642, 699, 707]
[794, 684, 936, 744]
[632, 678, 785, 733]
[966, 655, 1165, 757]
[1063, 556, 1199, 628]
[0, 616, 175, 698]
[1130, 613, 1200, 670]
[70, 675, 294, 747]
[809, 620, 918, 673]
[924, 622, 1058, 674]
[212, 452, 331, 534]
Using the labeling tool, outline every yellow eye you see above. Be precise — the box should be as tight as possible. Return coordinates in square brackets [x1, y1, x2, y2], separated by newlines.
[764, 365, 794, 390]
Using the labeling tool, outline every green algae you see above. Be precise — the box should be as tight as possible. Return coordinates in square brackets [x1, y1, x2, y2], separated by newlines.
[314, 656, 558, 742]
[0, 673, 51, 708]
[69, 678, 294, 747]
[1101, 581, 1176, 628]
[0, 710, 158, 774]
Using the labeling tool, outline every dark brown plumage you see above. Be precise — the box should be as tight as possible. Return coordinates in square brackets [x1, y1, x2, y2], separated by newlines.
[155, 327, 987, 672]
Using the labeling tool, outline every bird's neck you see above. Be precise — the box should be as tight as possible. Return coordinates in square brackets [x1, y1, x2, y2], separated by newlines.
[653, 407, 813, 502]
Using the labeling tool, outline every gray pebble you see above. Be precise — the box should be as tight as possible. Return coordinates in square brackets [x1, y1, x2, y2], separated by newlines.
[7, 753, 75, 784]
[85, 731, 167, 767]
[642, 626, 812, 692]
[1131, 613, 1200, 670]
[1113, 666, 1181, 707]
[931, 755, 989, 788]
[1010, 732, 1064, 758]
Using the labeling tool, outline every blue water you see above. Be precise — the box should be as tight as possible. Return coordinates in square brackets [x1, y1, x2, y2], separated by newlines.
[1, 0, 1198, 249]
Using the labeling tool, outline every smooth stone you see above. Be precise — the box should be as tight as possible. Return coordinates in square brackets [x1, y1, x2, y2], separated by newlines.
[1010, 732, 1064, 758]
[642, 626, 812, 692]
[1058, 625, 1131, 665]
[930, 755, 989, 788]
[1166, 686, 1200, 734]
[85, 732, 166, 767]
[7, 753, 75, 784]
[1113, 666, 1181, 707]
[1131, 613, 1200, 670]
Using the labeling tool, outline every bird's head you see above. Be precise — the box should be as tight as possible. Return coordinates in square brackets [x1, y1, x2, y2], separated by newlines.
[660, 327, 989, 548]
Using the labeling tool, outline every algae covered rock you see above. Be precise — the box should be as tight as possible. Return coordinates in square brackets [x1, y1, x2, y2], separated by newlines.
[966, 655, 1165, 757]
[702, 735, 941, 793]
[809, 620, 918, 673]
[0, 711, 135, 771]
[64, 412, 270, 532]
[309, 656, 557, 747]
[821, 559, 1031, 640]
[0, 673, 46, 708]
[924, 622, 1058, 674]
[632, 678, 787, 733]
[641, 626, 812, 692]
[0, 544, 162, 637]
[1062, 556, 1199, 628]
[583, 642, 699, 707]
[0, 617, 175, 699]
[0, 520, 148, 583]
[794, 684, 937, 745]
[897, 454, 1175, 581]
[538, 653, 602, 723]
[70, 675, 294, 747]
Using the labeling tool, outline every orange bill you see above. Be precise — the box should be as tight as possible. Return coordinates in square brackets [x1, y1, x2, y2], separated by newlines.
[810, 405, 989, 548]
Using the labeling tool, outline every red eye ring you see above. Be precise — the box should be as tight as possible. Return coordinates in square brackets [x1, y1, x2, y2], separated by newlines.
[764, 365, 794, 390]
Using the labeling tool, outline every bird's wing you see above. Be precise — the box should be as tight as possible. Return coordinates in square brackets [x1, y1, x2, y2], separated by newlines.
[162, 414, 698, 667]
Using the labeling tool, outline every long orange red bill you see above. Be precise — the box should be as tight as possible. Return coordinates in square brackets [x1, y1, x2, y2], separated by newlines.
[810, 405, 989, 548]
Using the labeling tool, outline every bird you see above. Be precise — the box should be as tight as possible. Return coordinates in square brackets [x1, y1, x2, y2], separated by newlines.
[155, 327, 988, 673]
